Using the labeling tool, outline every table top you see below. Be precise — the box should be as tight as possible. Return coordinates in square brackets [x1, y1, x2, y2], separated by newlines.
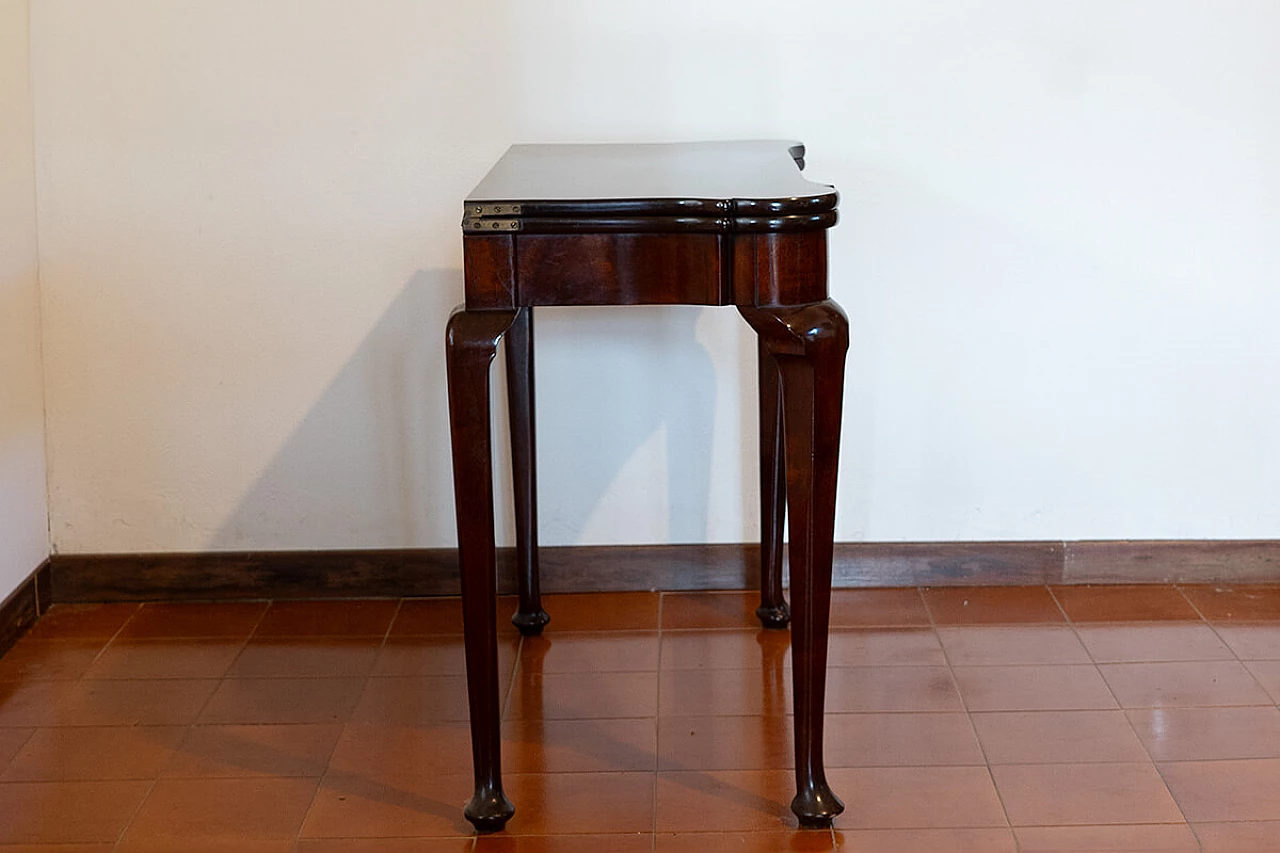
[463, 140, 837, 234]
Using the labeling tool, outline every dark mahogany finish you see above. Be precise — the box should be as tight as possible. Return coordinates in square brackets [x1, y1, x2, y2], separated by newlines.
[740, 300, 849, 825]
[444, 308, 519, 831]
[462, 235, 515, 310]
[446, 140, 848, 832]
[504, 307, 549, 635]
[756, 340, 789, 629]
[518, 234, 723, 306]
[733, 231, 829, 307]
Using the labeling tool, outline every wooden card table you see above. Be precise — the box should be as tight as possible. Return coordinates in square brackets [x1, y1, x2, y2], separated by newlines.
[446, 140, 848, 832]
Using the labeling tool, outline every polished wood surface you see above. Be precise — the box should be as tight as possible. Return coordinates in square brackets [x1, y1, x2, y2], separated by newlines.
[517, 234, 723, 306]
[504, 307, 549, 635]
[461, 234, 515, 310]
[740, 300, 849, 824]
[445, 307, 520, 832]
[448, 140, 846, 832]
[733, 231, 829, 306]
[465, 217, 830, 310]
[467, 141, 834, 210]
[756, 340, 789, 629]
[465, 142, 836, 235]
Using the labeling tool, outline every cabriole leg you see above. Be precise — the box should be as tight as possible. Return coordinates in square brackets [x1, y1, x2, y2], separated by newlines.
[446, 306, 519, 833]
[740, 300, 848, 829]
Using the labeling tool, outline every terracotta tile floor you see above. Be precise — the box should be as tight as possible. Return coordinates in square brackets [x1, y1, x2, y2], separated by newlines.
[2, 584, 1280, 850]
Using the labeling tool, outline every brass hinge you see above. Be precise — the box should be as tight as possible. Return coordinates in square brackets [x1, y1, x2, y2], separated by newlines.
[462, 202, 523, 233]
[465, 203, 522, 217]
[463, 217, 522, 233]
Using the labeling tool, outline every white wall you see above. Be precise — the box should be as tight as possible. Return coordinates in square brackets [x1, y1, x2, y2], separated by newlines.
[30, 1, 1280, 554]
[0, 0, 48, 594]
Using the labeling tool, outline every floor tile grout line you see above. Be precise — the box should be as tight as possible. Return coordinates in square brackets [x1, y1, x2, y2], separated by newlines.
[1182, 587, 1251, 662]
[502, 628, 523, 723]
[187, 599, 272, 683]
[913, 585, 930, 625]
[1044, 584, 1075, 627]
[1172, 584, 1280, 845]
[920, 584, 1068, 628]
[292, 593, 373, 852]
[83, 602, 144, 668]
[1173, 584, 1209, 623]
[1053, 590, 1202, 839]
[116, 634, 246, 840]
[109, 773, 161, 850]
[1177, 588, 1280, 709]
[0, 727, 36, 781]
[921, 584, 1018, 839]
[66, 602, 155, 849]
[658, 592, 841, 842]
[1012, 587, 1231, 851]
[1150, 757, 1211, 853]
[108, 597, 317, 846]
[289, 767, 331, 851]
[1183, 815, 1210, 853]
[379, 598, 403, 647]
[652, 592, 663, 852]
[1049, 583, 1213, 628]
[245, 598, 274, 638]
[287, 596, 459, 848]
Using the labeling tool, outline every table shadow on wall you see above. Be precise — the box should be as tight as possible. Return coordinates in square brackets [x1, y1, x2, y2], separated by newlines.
[533, 304, 719, 547]
[209, 270, 460, 550]
[208, 271, 720, 552]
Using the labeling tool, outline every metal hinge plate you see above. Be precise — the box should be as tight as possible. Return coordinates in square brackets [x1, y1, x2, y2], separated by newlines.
[463, 217, 522, 233]
[466, 203, 522, 218]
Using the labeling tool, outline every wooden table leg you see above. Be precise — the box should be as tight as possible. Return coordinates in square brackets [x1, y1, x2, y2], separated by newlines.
[757, 340, 790, 629]
[740, 300, 848, 828]
[446, 306, 518, 833]
[505, 306, 550, 636]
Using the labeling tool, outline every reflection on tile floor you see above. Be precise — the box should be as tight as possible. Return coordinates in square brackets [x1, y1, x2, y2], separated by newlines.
[2, 584, 1280, 850]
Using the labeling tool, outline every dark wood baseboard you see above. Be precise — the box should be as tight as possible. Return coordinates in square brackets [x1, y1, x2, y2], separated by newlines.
[46, 540, 1280, 603]
[0, 560, 52, 655]
[1063, 540, 1280, 583]
[48, 545, 755, 602]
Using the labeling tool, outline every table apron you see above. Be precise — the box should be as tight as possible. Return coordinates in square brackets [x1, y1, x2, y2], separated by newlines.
[463, 231, 829, 309]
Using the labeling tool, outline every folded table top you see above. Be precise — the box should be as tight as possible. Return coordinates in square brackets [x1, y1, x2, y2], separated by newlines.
[463, 140, 837, 234]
